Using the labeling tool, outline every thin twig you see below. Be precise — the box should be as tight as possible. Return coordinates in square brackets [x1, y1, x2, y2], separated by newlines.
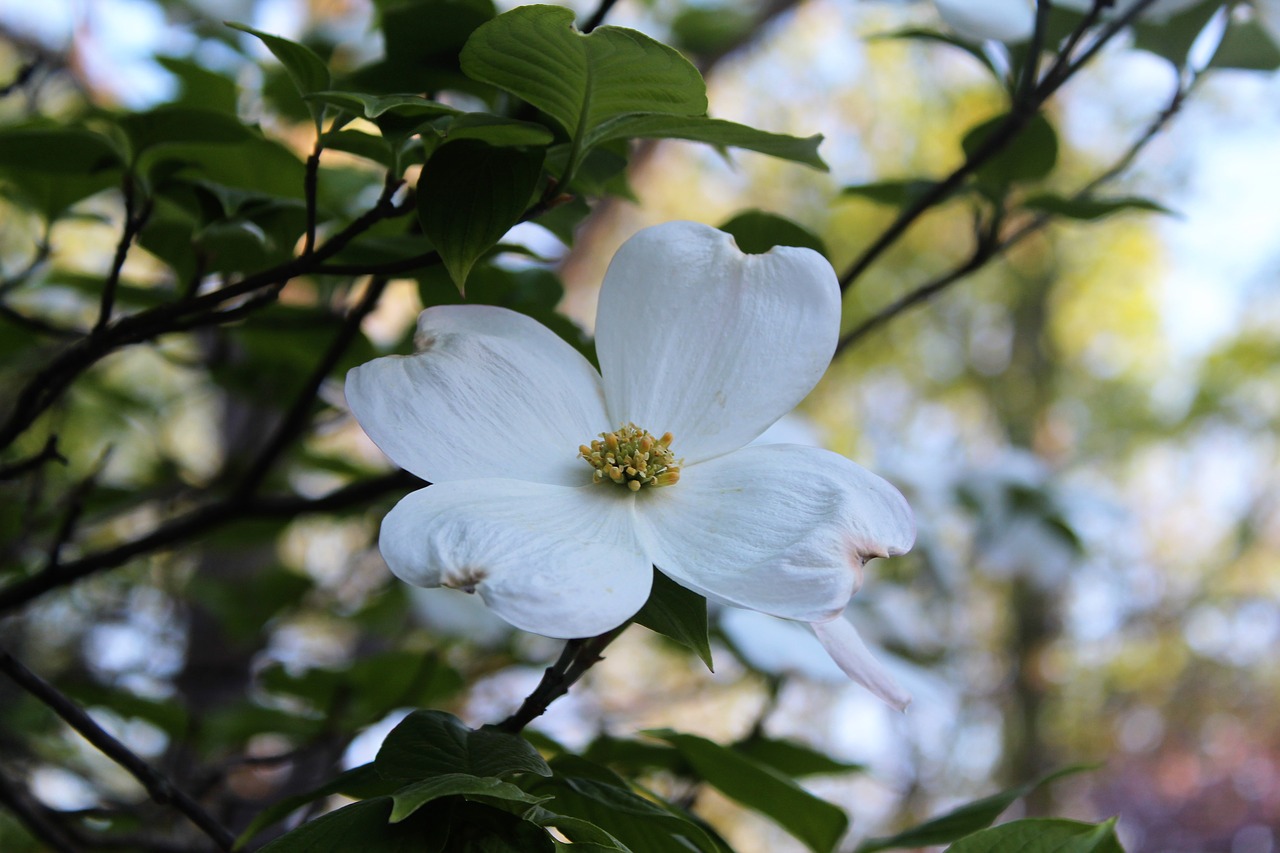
[95, 177, 152, 333]
[0, 767, 79, 853]
[0, 470, 423, 614]
[494, 625, 628, 733]
[233, 277, 390, 498]
[303, 143, 323, 255]
[837, 0, 1160, 294]
[0, 435, 65, 481]
[836, 57, 1196, 356]
[580, 0, 621, 33]
[0, 646, 237, 851]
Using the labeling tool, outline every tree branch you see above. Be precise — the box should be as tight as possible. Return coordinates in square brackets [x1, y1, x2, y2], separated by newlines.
[493, 625, 628, 733]
[0, 647, 236, 851]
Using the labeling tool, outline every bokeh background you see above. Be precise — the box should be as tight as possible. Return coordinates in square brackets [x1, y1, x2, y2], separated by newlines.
[1, 1, 1278, 851]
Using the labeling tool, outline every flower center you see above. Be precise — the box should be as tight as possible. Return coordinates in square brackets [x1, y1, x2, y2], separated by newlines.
[579, 423, 681, 492]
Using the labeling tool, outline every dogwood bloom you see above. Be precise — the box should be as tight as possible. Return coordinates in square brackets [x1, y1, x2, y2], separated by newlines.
[934, 0, 1035, 43]
[345, 221, 915, 708]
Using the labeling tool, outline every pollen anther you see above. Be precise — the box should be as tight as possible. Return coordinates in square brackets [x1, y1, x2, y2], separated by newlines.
[579, 423, 681, 491]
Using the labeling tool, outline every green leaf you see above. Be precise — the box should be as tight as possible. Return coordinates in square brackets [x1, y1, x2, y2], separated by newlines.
[961, 112, 1058, 189]
[840, 178, 944, 208]
[647, 730, 847, 853]
[1022, 193, 1172, 221]
[256, 797, 446, 853]
[871, 28, 1002, 80]
[1210, 20, 1280, 70]
[1132, 1, 1223, 66]
[460, 5, 707, 149]
[237, 764, 395, 847]
[146, 135, 307, 199]
[583, 735, 687, 776]
[417, 140, 544, 290]
[526, 766, 724, 853]
[0, 126, 124, 175]
[856, 765, 1099, 852]
[321, 129, 396, 168]
[945, 817, 1124, 853]
[227, 22, 331, 131]
[718, 210, 828, 257]
[117, 106, 252, 160]
[307, 91, 461, 120]
[157, 57, 239, 113]
[375, 709, 552, 783]
[389, 773, 548, 822]
[731, 735, 865, 779]
[590, 114, 826, 171]
[439, 113, 556, 147]
[632, 570, 713, 669]
[351, 0, 496, 96]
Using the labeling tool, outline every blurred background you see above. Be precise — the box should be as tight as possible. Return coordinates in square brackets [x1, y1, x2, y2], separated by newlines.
[1, 1, 1278, 851]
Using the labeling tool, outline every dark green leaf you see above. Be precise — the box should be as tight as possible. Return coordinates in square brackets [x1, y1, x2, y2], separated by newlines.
[670, 5, 756, 56]
[375, 709, 551, 783]
[320, 129, 396, 168]
[256, 797, 446, 853]
[351, 0, 496, 96]
[307, 91, 460, 120]
[856, 765, 1098, 852]
[871, 28, 1001, 80]
[526, 765, 724, 853]
[390, 773, 548, 822]
[0, 126, 123, 175]
[237, 764, 396, 847]
[1210, 20, 1280, 70]
[731, 735, 865, 778]
[647, 730, 847, 853]
[718, 210, 827, 257]
[961, 112, 1058, 188]
[417, 140, 544, 290]
[227, 22, 331, 131]
[840, 178, 943, 207]
[1132, 1, 1223, 66]
[534, 195, 591, 245]
[590, 114, 826, 171]
[946, 817, 1124, 853]
[157, 56, 239, 114]
[117, 106, 251, 159]
[439, 113, 556, 147]
[633, 570, 713, 669]
[145, 135, 307, 199]
[1022, 193, 1172, 221]
[583, 735, 687, 776]
[460, 5, 707, 147]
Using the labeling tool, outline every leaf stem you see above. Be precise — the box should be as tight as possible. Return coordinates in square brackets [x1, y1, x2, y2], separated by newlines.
[494, 625, 628, 733]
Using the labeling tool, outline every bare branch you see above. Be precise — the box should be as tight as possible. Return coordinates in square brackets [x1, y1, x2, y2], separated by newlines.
[0, 647, 236, 850]
[494, 625, 628, 733]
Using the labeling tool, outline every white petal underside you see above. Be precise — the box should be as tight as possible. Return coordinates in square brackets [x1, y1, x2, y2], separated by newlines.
[934, 0, 1034, 43]
[346, 305, 607, 485]
[594, 221, 840, 464]
[379, 480, 651, 639]
[632, 444, 915, 623]
[812, 617, 912, 712]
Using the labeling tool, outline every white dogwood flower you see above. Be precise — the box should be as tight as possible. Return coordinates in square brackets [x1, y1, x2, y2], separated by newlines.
[345, 221, 915, 708]
[934, 0, 1036, 43]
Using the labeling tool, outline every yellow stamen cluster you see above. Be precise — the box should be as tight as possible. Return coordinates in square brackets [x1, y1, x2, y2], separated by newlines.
[579, 423, 680, 492]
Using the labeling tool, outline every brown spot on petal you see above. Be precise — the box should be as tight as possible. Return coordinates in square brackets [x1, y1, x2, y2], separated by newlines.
[442, 566, 487, 594]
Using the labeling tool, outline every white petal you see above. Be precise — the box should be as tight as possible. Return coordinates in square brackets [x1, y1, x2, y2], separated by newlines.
[595, 221, 840, 463]
[346, 305, 607, 485]
[934, 0, 1034, 43]
[812, 618, 912, 712]
[379, 480, 649, 639]
[632, 444, 914, 623]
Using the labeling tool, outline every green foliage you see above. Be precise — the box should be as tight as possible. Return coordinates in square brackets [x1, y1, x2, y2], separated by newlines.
[632, 569, 713, 668]
[374, 710, 552, 782]
[718, 210, 828, 257]
[1022, 193, 1172, 221]
[227, 23, 332, 131]
[946, 818, 1124, 853]
[647, 730, 848, 853]
[962, 112, 1058, 190]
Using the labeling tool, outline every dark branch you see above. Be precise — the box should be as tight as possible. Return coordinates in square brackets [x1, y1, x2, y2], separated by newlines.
[494, 625, 628, 733]
[95, 178, 152, 333]
[580, 0, 621, 33]
[0, 647, 236, 851]
[0, 767, 79, 853]
[0, 435, 65, 482]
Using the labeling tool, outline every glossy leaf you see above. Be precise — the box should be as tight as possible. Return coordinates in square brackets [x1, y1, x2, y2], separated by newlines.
[438, 113, 556, 147]
[460, 5, 706, 148]
[1022, 193, 1172, 221]
[307, 91, 461, 120]
[417, 140, 544, 290]
[590, 114, 826, 170]
[731, 735, 865, 778]
[375, 709, 551, 783]
[647, 730, 847, 853]
[227, 22, 331, 131]
[718, 210, 828, 257]
[840, 178, 944, 207]
[962, 112, 1058, 188]
[117, 106, 252, 159]
[237, 764, 396, 847]
[256, 797, 446, 853]
[856, 765, 1098, 852]
[389, 773, 548, 822]
[633, 569, 713, 669]
[946, 818, 1124, 853]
